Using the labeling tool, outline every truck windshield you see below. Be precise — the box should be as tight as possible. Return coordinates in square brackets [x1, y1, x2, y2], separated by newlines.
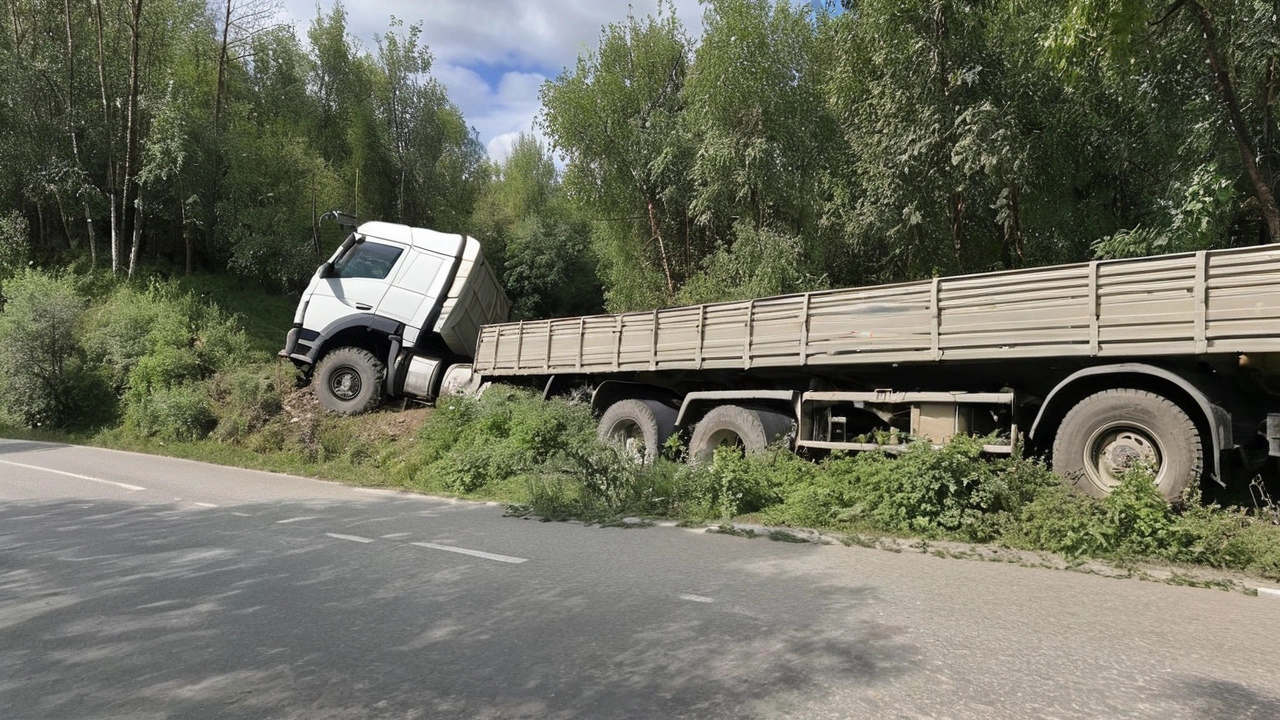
[332, 239, 404, 280]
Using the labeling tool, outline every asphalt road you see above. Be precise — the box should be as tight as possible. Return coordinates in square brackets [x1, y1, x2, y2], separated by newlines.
[1, 438, 1278, 719]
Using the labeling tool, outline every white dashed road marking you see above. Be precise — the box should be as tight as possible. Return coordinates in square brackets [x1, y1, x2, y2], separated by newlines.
[277, 516, 320, 524]
[325, 533, 375, 544]
[191, 502, 218, 508]
[678, 594, 714, 603]
[411, 542, 527, 564]
[0, 459, 145, 492]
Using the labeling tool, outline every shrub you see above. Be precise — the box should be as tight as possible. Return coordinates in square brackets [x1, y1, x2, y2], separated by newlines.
[208, 364, 286, 443]
[80, 281, 254, 437]
[83, 282, 252, 396]
[0, 270, 105, 428]
[768, 438, 1060, 542]
[410, 387, 598, 494]
[1003, 483, 1110, 557]
[1102, 465, 1176, 557]
[124, 383, 216, 441]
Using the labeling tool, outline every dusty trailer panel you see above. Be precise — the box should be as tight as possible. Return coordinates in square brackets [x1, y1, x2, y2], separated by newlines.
[474, 244, 1280, 376]
[472, 243, 1280, 503]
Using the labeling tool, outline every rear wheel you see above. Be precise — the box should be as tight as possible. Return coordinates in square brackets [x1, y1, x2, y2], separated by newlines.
[1052, 388, 1202, 502]
[314, 347, 385, 415]
[688, 405, 794, 463]
[597, 399, 677, 463]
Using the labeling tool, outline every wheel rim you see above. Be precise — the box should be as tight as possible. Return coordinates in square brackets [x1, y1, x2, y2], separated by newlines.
[328, 366, 362, 401]
[697, 428, 745, 461]
[1083, 422, 1162, 490]
[607, 420, 646, 460]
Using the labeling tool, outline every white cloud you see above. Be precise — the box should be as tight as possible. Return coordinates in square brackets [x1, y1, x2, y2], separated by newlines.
[286, 1, 705, 72]
[485, 131, 524, 163]
[278, 0, 705, 159]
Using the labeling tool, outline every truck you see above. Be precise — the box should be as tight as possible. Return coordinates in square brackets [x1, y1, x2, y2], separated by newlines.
[284, 218, 1280, 501]
[280, 219, 509, 414]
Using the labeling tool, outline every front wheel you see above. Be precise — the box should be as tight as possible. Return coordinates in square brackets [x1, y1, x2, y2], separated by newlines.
[1051, 389, 1202, 502]
[313, 347, 386, 415]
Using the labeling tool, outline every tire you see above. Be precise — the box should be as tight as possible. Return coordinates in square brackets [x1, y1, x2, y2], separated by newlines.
[688, 405, 794, 464]
[1051, 388, 1202, 502]
[314, 347, 386, 415]
[597, 399, 677, 463]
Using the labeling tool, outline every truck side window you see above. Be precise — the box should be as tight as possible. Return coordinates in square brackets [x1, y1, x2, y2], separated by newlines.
[332, 240, 404, 280]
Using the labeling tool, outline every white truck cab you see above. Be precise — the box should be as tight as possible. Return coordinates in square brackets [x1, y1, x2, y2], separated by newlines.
[281, 220, 509, 413]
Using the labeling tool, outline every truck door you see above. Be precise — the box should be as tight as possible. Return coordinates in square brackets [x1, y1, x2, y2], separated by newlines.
[375, 248, 453, 335]
[306, 237, 407, 329]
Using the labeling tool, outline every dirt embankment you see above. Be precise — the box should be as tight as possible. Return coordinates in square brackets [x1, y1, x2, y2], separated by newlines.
[280, 384, 432, 446]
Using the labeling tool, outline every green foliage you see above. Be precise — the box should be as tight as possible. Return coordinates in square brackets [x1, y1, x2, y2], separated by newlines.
[471, 134, 602, 319]
[124, 383, 216, 442]
[0, 271, 104, 429]
[541, 3, 696, 310]
[0, 211, 29, 278]
[676, 222, 827, 304]
[208, 364, 288, 443]
[1092, 163, 1240, 258]
[408, 387, 598, 494]
[81, 281, 252, 407]
[1102, 465, 1176, 556]
[757, 438, 1061, 542]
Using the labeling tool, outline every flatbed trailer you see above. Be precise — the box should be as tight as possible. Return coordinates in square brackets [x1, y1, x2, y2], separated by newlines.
[473, 244, 1280, 501]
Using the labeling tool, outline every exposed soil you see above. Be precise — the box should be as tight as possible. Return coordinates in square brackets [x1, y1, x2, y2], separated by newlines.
[280, 384, 432, 444]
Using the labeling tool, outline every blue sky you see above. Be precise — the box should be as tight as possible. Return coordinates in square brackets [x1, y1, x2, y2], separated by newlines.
[278, 1, 710, 161]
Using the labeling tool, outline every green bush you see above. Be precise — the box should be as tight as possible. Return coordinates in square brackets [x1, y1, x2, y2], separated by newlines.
[124, 383, 216, 441]
[670, 446, 810, 521]
[0, 270, 111, 429]
[1102, 466, 1177, 557]
[751, 438, 1060, 541]
[410, 387, 599, 494]
[80, 281, 254, 437]
[83, 282, 252, 396]
[1003, 483, 1111, 557]
[208, 364, 286, 443]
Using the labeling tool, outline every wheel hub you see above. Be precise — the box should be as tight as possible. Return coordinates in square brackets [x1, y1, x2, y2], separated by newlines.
[329, 368, 361, 401]
[609, 421, 645, 460]
[1088, 426, 1160, 488]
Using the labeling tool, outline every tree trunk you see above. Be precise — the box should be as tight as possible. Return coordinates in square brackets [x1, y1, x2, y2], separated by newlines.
[109, 194, 119, 271]
[128, 195, 143, 278]
[950, 191, 964, 265]
[647, 198, 675, 297]
[84, 202, 96, 267]
[64, 0, 95, 258]
[1191, 2, 1280, 243]
[214, 0, 231, 132]
[94, 0, 119, 272]
[119, 0, 145, 276]
[184, 217, 193, 276]
[53, 194, 74, 250]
